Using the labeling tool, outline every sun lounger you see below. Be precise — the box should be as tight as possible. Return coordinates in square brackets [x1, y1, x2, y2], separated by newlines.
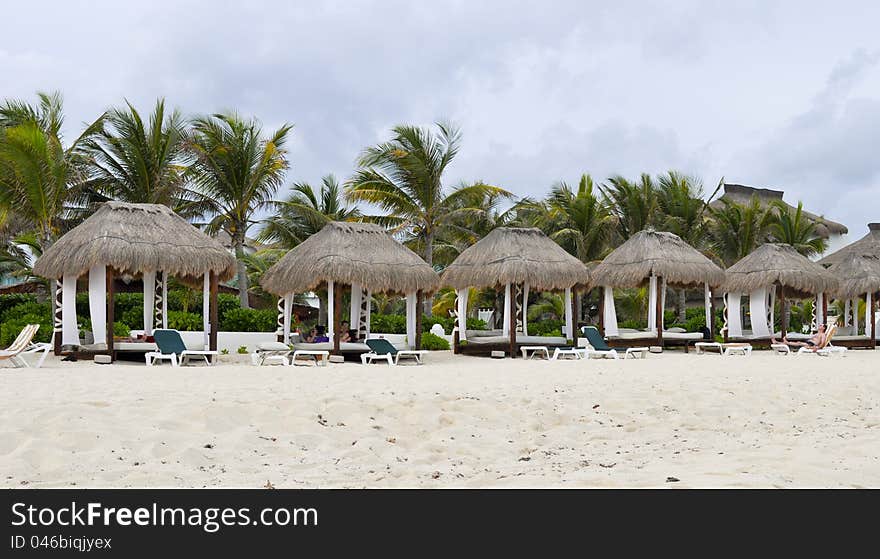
[695, 341, 723, 355]
[362, 338, 426, 365]
[147, 329, 218, 367]
[0, 324, 51, 368]
[581, 326, 647, 359]
[551, 347, 585, 360]
[722, 343, 752, 356]
[253, 341, 292, 365]
[291, 349, 329, 366]
[520, 346, 550, 360]
[770, 343, 790, 355]
[796, 325, 847, 357]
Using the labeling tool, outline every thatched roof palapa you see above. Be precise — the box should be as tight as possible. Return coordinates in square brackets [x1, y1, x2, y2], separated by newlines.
[818, 223, 880, 266]
[260, 221, 440, 295]
[590, 229, 725, 288]
[827, 254, 880, 299]
[722, 243, 837, 297]
[440, 227, 591, 291]
[33, 202, 236, 281]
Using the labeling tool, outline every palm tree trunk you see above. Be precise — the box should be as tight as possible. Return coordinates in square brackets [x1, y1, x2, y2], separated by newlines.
[233, 232, 250, 309]
[423, 230, 434, 317]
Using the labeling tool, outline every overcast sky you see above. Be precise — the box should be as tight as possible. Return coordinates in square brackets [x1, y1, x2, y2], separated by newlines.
[3, 0, 879, 239]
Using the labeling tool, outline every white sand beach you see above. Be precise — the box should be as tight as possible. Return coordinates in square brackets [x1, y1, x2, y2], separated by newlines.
[2, 350, 879, 488]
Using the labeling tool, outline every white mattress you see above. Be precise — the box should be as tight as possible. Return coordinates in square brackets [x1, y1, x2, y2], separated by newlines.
[465, 335, 567, 345]
[609, 331, 657, 340]
[293, 342, 370, 351]
[662, 332, 704, 340]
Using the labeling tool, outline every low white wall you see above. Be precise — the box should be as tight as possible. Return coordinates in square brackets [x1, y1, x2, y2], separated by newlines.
[177, 331, 277, 353]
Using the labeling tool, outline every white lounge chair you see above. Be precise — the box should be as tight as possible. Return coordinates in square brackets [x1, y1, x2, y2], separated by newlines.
[362, 338, 426, 365]
[796, 325, 846, 357]
[146, 329, 218, 366]
[0, 324, 51, 368]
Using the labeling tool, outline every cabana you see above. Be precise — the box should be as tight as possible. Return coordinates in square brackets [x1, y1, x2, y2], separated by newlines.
[590, 230, 725, 351]
[440, 227, 591, 357]
[817, 223, 880, 266]
[825, 254, 880, 348]
[260, 222, 440, 356]
[722, 243, 837, 344]
[32, 202, 236, 361]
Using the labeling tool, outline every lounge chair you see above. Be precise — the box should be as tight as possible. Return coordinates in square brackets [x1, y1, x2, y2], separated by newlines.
[581, 326, 647, 359]
[146, 329, 218, 366]
[0, 324, 51, 368]
[361, 338, 426, 365]
[796, 325, 846, 357]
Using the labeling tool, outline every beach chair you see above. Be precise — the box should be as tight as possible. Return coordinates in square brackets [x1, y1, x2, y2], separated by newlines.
[580, 326, 647, 359]
[0, 324, 51, 368]
[797, 325, 846, 357]
[362, 338, 426, 365]
[147, 329, 218, 367]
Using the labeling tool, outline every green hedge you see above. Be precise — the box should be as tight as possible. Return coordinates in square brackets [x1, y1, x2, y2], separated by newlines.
[220, 307, 276, 332]
[420, 331, 450, 350]
[527, 319, 564, 337]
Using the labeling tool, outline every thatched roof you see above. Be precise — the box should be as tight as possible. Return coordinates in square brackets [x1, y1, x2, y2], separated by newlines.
[33, 202, 236, 281]
[711, 183, 848, 238]
[818, 223, 880, 266]
[827, 254, 880, 299]
[260, 221, 440, 295]
[590, 229, 725, 288]
[722, 243, 837, 297]
[440, 227, 591, 291]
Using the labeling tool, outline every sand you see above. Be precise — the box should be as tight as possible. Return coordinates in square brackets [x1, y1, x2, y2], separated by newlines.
[1, 350, 879, 488]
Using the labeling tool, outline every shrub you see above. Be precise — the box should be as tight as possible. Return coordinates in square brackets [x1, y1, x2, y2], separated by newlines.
[528, 319, 564, 336]
[120, 307, 144, 330]
[0, 313, 52, 347]
[420, 331, 450, 350]
[237, 345, 248, 354]
[0, 294, 38, 318]
[0, 301, 50, 323]
[217, 294, 241, 320]
[370, 313, 406, 334]
[220, 307, 276, 332]
[112, 322, 131, 338]
[166, 311, 203, 331]
[618, 319, 645, 330]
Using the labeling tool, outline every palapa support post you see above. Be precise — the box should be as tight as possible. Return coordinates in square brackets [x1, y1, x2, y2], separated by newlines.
[656, 276, 664, 346]
[333, 283, 343, 354]
[822, 296, 828, 330]
[597, 286, 605, 335]
[106, 266, 115, 362]
[453, 330, 460, 354]
[571, 288, 579, 347]
[508, 283, 516, 358]
[415, 290, 423, 350]
[209, 272, 219, 361]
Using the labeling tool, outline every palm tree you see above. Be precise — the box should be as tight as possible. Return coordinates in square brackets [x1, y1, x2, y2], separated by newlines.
[260, 174, 360, 248]
[768, 200, 828, 257]
[80, 99, 207, 218]
[346, 122, 510, 314]
[601, 173, 658, 241]
[656, 171, 710, 321]
[706, 196, 773, 267]
[188, 113, 293, 308]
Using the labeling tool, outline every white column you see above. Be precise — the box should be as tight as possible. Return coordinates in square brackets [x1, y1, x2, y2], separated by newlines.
[521, 283, 529, 335]
[748, 287, 770, 337]
[326, 281, 334, 338]
[660, 277, 667, 329]
[647, 275, 658, 333]
[161, 272, 168, 329]
[88, 266, 107, 344]
[61, 274, 79, 346]
[564, 287, 573, 339]
[283, 293, 293, 344]
[349, 282, 362, 332]
[456, 288, 469, 341]
[726, 292, 743, 338]
[815, 292, 825, 329]
[704, 283, 712, 330]
[143, 271, 155, 335]
[502, 283, 511, 337]
[405, 292, 417, 349]
[768, 288, 776, 333]
[603, 286, 619, 337]
[844, 299, 851, 327]
[202, 273, 210, 349]
[866, 292, 873, 337]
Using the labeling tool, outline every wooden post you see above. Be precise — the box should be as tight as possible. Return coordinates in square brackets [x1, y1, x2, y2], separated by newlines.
[597, 287, 604, 335]
[656, 276, 664, 346]
[453, 330, 460, 354]
[822, 295, 828, 330]
[571, 288, 579, 347]
[106, 267, 115, 361]
[333, 283, 343, 354]
[209, 272, 219, 360]
[508, 284, 516, 358]
[709, 288, 716, 340]
[415, 290, 423, 350]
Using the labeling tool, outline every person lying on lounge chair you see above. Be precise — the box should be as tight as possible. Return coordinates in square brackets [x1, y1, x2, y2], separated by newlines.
[313, 325, 330, 343]
[772, 324, 825, 350]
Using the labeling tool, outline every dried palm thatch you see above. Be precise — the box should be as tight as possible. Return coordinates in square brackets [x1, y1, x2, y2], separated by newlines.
[723, 243, 837, 297]
[827, 254, 880, 299]
[260, 221, 440, 295]
[33, 202, 236, 281]
[818, 223, 880, 266]
[590, 229, 725, 288]
[440, 227, 591, 291]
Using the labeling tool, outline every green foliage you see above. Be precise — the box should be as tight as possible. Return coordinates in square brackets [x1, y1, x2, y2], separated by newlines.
[220, 307, 276, 332]
[619, 319, 645, 330]
[419, 331, 450, 350]
[370, 313, 406, 334]
[0, 294, 38, 317]
[528, 319, 565, 336]
[236, 345, 248, 354]
[112, 322, 131, 338]
[0, 300, 50, 323]
[421, 315, 455, 334]
[0, 311, 52, 347]
[221, 348, 229, 355]
[166, 311, 202, 331]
